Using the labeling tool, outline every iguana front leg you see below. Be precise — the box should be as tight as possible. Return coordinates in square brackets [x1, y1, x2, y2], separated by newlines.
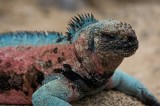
[32, 75, 80, 106]
[106, 69, 160, 106]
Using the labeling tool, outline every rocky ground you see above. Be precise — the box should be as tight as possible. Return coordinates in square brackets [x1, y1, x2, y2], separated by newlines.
[0, 0, 160, 105]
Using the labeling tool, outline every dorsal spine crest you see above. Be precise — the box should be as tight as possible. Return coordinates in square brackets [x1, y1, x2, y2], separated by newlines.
[0, 31, 66, 47]
[66, 13, 98, 42]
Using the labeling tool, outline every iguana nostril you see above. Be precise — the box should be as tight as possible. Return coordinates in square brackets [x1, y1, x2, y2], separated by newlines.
[128, 36, 136, 42]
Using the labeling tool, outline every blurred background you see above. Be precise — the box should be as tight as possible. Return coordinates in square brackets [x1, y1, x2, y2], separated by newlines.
[0, 0, 160, 105]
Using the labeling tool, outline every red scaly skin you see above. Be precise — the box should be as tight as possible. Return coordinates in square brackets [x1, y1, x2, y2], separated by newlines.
[0, 44, 77, 104]
[0, 44, 76, 74]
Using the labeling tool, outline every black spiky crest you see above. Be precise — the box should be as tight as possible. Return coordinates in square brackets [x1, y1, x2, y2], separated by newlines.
[65, 13, 98, 41]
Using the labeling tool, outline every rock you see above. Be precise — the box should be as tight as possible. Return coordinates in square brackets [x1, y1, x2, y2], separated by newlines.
[72, 90, 145, 106]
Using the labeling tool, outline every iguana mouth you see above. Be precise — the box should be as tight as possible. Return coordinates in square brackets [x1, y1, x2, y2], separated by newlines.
[116, 41, 138, 50]
[114, 40, 139, 57]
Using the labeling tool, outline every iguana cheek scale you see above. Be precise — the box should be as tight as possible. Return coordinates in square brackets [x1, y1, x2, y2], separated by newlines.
[0, 13, 159, 106]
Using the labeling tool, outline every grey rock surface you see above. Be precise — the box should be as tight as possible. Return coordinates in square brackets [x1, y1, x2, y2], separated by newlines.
[72, 90, 145, 106]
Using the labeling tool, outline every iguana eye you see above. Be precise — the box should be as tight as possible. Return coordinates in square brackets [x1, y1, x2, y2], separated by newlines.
[107, 34, 116, 40]
[100, 33, 116, 40]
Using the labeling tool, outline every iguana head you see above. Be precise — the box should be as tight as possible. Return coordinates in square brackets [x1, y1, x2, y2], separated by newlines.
[88, 19, 139, 57]
[66, 13, 138, 75]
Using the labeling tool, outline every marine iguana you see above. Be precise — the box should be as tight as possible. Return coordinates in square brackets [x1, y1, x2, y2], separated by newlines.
[0, 13, 159, 106]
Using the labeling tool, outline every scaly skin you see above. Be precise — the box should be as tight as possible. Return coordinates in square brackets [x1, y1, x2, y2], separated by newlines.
[0, 13, 159, 106]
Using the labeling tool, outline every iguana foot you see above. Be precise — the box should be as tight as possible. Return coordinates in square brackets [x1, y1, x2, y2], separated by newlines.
[32, 91, 71, 106]
[32, 75, 80, 106]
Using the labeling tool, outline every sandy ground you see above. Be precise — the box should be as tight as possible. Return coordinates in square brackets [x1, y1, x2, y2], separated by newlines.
[0, 0, 160, 105]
